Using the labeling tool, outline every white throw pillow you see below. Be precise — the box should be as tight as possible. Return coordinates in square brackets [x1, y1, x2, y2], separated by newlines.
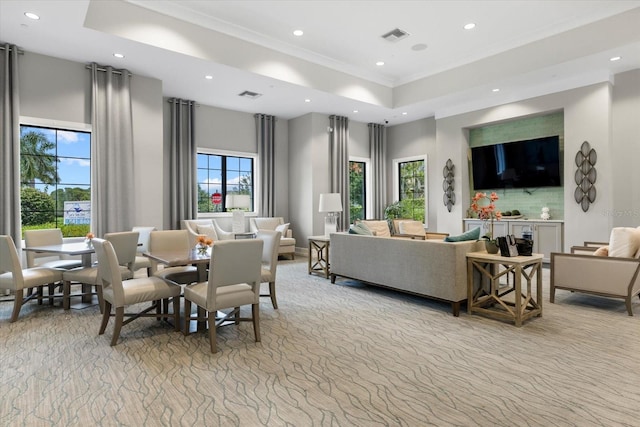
[398, 220, 425, 236]
[608, 227, 640, 258]
[197, 224, 218, 241]
[275, 223, 290, 236]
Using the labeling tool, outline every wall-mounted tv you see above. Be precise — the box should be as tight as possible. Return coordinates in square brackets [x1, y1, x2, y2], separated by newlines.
[471, 136, 561, 190]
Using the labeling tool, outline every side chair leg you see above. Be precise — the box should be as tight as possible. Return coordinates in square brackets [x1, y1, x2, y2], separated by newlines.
[172, 297, 180, 332]
[252, 303, 261, 343]
[48, 283, 56, 305]
[99, 301, 112, 335]
[95, 285, 104, 314]
[208, 310, 217, 353]
[269, 281, 278, 309]
[111, 307, 124, 346]
[10, 290, 24, 323]
[183, 299, 192, 336]
[63, 280, 71, 310]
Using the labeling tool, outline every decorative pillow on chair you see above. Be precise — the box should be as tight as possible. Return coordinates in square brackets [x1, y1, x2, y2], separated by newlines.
[275, 223, 290, 236]
[398, 220, 425, 236]
[444, 227, 481, 242]
[348, 222, 373, 235]
[608, 227, 640, 257]
[592, 246, 609, 256]
[359, 220, 391, 237]
[197, 224, 218, 241]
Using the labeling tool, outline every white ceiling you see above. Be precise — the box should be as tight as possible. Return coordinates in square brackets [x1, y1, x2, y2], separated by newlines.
[2, 0, 640, 125]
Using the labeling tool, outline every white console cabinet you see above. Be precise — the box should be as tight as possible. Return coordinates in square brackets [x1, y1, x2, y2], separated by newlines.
[464, 219, 563, 263]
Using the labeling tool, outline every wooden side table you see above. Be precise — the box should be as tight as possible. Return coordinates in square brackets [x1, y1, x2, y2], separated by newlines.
[466, 251, 543, 326]
[308, 235, 331, 278]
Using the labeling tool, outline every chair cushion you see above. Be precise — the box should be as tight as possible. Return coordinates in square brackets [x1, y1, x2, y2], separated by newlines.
[154, 265, 198, 285]
[608, 227, 640, 257]
[0, 267, 62, 290]
[197, 224, 218, 241]
[63, 265, 132, 284]
[444, 227, 481, 242]
[184, 282, 256, 312]
[103, 276, 182, 307]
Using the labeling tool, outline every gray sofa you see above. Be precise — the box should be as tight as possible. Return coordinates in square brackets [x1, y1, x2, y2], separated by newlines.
[329, 232, 483, 316]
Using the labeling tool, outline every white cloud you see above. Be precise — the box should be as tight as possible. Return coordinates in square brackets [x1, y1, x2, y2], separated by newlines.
[58, 131, 80, 144]
[61, 158, 90, 167]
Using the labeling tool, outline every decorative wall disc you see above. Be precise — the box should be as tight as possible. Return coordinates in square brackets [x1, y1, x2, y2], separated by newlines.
[574, 141, 597, 212]
[443, 159, 455, 213]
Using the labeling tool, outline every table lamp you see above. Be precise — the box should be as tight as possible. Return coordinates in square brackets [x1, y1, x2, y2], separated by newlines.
[319, 193, 343, 237]
[226, 194, 251, 233]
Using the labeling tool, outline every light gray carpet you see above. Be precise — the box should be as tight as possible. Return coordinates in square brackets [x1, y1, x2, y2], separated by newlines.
[1, 258, 639, 426]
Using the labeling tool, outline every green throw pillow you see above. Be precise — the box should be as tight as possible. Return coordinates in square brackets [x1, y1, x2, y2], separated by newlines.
[444, 227, 481, 242]
[348, 222, 373, 235]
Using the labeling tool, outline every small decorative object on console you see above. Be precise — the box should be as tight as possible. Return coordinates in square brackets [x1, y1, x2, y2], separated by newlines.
[541, 207, 550, 220]
[469, 192, 502, 250]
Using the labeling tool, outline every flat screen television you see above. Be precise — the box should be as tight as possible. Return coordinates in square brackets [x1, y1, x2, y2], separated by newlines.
[471, 136, 561, 190]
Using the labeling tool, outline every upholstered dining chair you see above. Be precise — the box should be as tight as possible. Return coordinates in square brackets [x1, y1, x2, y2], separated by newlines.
[148, 230, 199, 285]
[132, 226, 156, 276]
[92, 238, 182, 346]
[183, 239, 263, 353]
[24, 228, 83, 270]
[0, 235, 63, 322]
[255, 230, 282, 309]
[62, 231, 139, 312]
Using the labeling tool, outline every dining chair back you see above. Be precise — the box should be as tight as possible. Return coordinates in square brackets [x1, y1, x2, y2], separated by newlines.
[93, 238, 182, 346]
[183, 239, 263, 353]
[132, 226, 156, 276]
[24, 229, 82, 270]
[148, 229, 198, 285]
[0, 235, 63, 322]
[256, 230, 282, 309]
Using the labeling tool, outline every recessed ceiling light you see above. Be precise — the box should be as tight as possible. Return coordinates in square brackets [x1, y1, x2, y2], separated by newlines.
[205, 75, 213, 80]
[411, 43, 428, 51]
[402, 112, 408, 115]
[353, 110, 359, 113]
[610, 56, 621, 62]
[376, 61, 385, 66]
[24, 12, 40, 20]
[492, 88, 500, 92]
[293, 29, 304, 36]
[304, 99, 311, 103]
[464, 23, 476, 30]
[113, 53, 124, 58]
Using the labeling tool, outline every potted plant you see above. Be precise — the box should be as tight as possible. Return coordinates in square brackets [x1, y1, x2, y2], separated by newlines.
[469, 192, 502, 253]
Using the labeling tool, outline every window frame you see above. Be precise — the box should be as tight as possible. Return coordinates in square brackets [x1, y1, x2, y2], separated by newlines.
[196, 148, 258, 218]
[349, 156, 372, 221]
[392, 155, 428, 227]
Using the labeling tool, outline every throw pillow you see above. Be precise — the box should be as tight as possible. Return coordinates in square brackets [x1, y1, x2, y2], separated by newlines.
[348, 222, 373, 235]
[592, 246, 609, 256]
[398, 220, 425, 236]
[608, 227, 640, 257]
[444, 227, 481, 242]
[197, 224, 218, 241]
[275, 222, 290, 236]
[360, 220, 391, 238]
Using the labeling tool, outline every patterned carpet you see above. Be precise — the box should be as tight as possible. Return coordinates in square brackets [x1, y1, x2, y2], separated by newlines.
[1, 257, 639, 427]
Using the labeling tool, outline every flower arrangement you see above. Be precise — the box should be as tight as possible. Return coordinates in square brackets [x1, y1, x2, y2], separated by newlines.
[196, 235, 213, 255]
[85, 232, 95, 246]
[470, 192, 502, 241]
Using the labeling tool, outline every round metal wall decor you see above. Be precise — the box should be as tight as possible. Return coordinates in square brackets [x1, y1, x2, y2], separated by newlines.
[443, 159, 455, 212]
[574, 141, 597, 212]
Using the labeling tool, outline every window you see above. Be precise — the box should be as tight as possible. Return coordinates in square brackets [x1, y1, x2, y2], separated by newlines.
[20, 124, 91, 237]
[393, 156, 426, 223]
[349, 160, 367, 221]
[197, 151, 255, 214]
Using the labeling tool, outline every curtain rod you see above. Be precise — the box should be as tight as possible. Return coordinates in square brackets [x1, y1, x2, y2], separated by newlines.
[0, 45, 24, 54]
[84, 64, 132, 76]
[167, 98, 199, 106]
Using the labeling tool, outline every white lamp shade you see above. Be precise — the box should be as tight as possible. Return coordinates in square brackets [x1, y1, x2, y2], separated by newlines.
[319, 193, 342, 213]
[226, 194, 251, 210]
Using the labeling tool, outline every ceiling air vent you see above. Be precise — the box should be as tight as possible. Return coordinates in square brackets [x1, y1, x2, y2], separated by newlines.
[381, 28, 410, 42]
[238, 90, 262, 99]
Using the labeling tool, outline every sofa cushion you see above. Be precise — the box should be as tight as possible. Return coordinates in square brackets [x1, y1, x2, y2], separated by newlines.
[349, 222, 373, 235]
[608, 227, 640, 258]
[398, 220, 425, 236]
[359, 220, 391, 238]
[444, 227, 481, 242]
[197, 224, 218, 241]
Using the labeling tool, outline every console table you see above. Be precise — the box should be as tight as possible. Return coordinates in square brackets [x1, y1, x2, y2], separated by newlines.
[466, 251, 543, 326]
[308, 235, 331, 278]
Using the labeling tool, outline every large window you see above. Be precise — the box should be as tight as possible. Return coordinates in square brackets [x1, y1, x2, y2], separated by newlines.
[197, 151, 255, 214]
[393, 156, 426, 223]
[20, 124, 91, 237]
[349, 160, 366, 221]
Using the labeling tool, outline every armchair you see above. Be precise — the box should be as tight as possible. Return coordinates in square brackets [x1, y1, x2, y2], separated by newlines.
[181, 219, 235, 247]
[249, 217, 295, 259]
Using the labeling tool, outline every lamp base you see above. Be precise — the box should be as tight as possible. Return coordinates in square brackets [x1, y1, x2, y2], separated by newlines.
[324, 215, 337, 237]
[232, 210, 245, 233]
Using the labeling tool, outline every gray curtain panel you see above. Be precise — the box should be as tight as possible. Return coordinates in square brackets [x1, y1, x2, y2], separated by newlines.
[0, 44, 21, 246]
[329, 115, 350, 230]
[169, 98, 197, 229]
[255, 113, 276, 217]
[368, 123, 387, 219]
[90, 63, 135, 237]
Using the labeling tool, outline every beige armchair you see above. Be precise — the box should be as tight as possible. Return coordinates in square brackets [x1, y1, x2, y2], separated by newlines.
[256, 230, 282, 309]
[250, 217, 295, 259]
[181, 219, 235, 247]
[550, 251, 640, 315]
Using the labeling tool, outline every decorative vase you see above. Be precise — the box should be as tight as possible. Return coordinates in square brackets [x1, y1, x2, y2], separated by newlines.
[85, 238, 93, 247]
[485, 240, 499, 254]
[196, 245, 208, 255]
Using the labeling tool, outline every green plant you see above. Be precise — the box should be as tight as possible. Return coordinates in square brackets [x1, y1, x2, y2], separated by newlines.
[384, 201, 404, 220]
[21, 187, 55, 226]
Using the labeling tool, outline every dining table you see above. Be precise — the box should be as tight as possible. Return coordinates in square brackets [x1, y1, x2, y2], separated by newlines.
[142, 247, 211, 283]
[22, 241, 96, 307]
